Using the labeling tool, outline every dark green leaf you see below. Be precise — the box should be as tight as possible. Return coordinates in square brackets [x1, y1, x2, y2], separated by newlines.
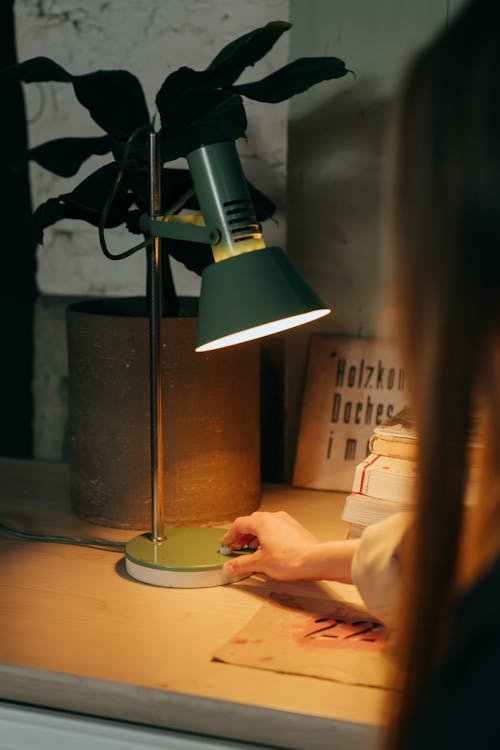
[164, 238, 214, 276]
[155, 67, 203, 126]
[160, 94, 247, 161]
[60, 191, 134, 227]
[0, 56, 72, 83]
[162, 168, 199, 209]
[68, 162, 120, 207]
[125, 209, 143, 235]
[73, 70, 150, 137]
[110, 137, 149, 165]
[205, 21, 291, 86]
[27, 136, 113, 177]
[31, 166, 136, 245]
[67, 162, 134, 223]
[121, 161, 148, 209]
[31, 162, 136, 246]
[31, 198, 66, 245]
[0, 56, 150, 138]
[247, 181, 276, 221]
[230, 56, 349, 102]
[159, 87, 230, 136]
[155, 21, 291, 128]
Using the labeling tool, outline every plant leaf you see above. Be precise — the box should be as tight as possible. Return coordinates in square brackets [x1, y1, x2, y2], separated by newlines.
[155, 20, 291, 126]
[164, 238, 214, 276]
[247, 181, 276, 221]
[73, 70, 150, 137]
[32, 162, 137, 244]
[158, 86, 229, 136]
[31, 198, 66, 245]
[0, 56, 150, 138]
[0, 56, 72, 83]
[66, 162, 135, 223]
[31, 188, 135, 245]
[230, 56, 349, 102]
[162, 168, 198, 209]
[204, 21, 291, 86]
[155, 67, 203, 125]
[60, 191, 134, 227]
[121, 160, 148, 209]
[160, 93, 247, 161]
[26, 136, 113, 177]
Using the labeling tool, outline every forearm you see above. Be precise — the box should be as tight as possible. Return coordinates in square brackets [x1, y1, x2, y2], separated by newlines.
[299, 538, 360, 583]
[220, 511, 361, 583]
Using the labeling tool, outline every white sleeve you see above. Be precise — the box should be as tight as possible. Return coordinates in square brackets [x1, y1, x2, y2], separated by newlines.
[351, 511, 413, 626]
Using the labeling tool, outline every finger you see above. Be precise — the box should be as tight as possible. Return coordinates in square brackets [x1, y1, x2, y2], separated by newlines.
[219, 531, 255, 551]
[219, 515, 262, 545]
[223, 550, 263, 578]
[231, 533, 258, 551]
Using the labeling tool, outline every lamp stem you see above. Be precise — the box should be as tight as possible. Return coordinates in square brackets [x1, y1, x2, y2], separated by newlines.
[148, 131, 166, 542]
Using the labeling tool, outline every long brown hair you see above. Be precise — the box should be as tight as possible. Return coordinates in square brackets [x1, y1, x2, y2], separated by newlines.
[385, 1, 500, 747]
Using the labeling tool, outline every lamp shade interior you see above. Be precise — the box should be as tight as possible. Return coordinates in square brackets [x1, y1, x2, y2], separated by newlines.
[195, 246, 331, 351]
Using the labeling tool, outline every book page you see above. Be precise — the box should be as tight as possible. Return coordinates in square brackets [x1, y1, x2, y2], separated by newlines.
[373, 406, 416, 439]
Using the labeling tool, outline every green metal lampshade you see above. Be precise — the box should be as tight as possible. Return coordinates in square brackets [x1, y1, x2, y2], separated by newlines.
[195, 246, 331, 352]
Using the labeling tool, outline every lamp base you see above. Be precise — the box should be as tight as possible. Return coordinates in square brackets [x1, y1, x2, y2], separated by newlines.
[124, 527, 248, 588]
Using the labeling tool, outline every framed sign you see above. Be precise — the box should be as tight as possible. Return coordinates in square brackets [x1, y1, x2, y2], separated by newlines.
[293, 335, 409, 491]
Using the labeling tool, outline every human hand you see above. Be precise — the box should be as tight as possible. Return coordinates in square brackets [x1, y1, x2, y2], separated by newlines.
[219, 510, 322, 581]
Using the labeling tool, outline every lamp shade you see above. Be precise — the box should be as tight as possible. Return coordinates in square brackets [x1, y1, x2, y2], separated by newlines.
[195, 246, 331, 351]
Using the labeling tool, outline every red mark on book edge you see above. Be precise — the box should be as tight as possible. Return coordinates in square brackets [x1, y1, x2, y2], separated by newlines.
[355, 453, 381, 493]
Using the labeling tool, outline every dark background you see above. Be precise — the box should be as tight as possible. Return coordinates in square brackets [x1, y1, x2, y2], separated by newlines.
[0, 0, 37, 458]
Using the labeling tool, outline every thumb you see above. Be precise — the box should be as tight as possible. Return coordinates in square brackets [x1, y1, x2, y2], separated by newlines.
[223, 550, 262, 578]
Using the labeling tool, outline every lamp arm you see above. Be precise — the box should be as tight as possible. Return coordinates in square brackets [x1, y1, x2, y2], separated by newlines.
[139, 214, 220, 246]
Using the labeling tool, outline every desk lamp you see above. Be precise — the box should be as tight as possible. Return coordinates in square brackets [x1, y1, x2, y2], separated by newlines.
[124, 132, 330, 587]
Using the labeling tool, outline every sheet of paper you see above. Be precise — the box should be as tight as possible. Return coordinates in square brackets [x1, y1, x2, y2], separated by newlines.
[213, 592, 396, 689]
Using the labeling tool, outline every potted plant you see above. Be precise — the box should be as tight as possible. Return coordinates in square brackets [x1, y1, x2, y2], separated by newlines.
[3, 21, 349, 528]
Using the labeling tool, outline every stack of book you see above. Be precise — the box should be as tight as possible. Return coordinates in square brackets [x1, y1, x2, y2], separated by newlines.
[341, 408, 417, 538]
[342, 407, 481, 538]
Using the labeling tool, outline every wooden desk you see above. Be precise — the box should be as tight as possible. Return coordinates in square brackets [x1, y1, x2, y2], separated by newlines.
[0, 458, 385, 749]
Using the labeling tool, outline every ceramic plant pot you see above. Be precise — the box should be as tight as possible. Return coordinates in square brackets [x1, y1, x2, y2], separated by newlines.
[66, 298, 260, 529]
